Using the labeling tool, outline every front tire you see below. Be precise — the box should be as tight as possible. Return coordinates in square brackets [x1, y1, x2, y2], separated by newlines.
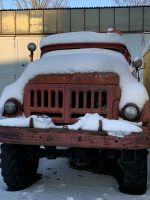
[1, 144, 40, 191]
[118, 149, 148, 195]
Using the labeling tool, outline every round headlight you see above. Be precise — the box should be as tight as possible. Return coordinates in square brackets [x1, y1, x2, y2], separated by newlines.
[4, 100, 18, 114]
[122, 104, 139, 121]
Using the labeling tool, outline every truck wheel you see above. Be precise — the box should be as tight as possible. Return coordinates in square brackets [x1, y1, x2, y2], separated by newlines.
[1, 144, 40, 191]
[118, 150, 147, 195]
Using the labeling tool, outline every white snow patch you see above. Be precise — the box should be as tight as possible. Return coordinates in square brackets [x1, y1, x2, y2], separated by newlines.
[67, 113, 103, 131]
[107, 28, 114, 32]
[0, 115, 57, 129]
[0, 116, 30, 127]
[67, 197, 74, 200]
[0, 114, 142, 137]
[32, 115, 58, 129]
[0, 48, 148, 115]
[40, 31, 125, 48]
[67, 113, 142, 137]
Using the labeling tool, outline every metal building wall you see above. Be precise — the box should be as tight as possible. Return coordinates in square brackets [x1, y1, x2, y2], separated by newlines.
[0, 7, 150, 35]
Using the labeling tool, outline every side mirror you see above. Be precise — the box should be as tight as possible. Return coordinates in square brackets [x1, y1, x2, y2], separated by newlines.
[132, 58, 143, 82]
[132, 58, 142, 69]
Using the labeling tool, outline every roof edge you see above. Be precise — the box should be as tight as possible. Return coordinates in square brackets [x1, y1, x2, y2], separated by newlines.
[0, 5, 150, 11]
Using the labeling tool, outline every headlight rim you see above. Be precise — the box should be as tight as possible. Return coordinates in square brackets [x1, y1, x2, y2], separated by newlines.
[4, 98, 22, 116]
[121, 103, 140, 121]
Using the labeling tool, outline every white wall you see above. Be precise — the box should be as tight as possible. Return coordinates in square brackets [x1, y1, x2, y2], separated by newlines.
[0, 33, 150, 94]
[0, 35, 41, 94]
[123, 33, 150, 59]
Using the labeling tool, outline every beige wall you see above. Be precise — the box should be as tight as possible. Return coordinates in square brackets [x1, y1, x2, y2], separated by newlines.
[0, 35, 41, 94]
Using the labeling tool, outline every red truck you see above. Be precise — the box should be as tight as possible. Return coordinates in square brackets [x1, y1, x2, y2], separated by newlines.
[0, 30, 150, 194]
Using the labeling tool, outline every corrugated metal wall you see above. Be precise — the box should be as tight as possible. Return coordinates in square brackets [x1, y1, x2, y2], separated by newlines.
[0, 7, 150, 35]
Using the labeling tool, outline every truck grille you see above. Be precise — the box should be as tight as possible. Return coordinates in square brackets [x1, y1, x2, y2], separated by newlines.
[24, 84, 120, 123]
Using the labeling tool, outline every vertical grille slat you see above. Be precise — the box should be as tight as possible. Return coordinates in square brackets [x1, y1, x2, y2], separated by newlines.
[37, 90, 41, 107]
[102, 91, 107, 111]
[58, 91, 63, 108]
[83, 92, 86, 108]
[31, 90, 34, 107]
[76, 91, 79, 108]
[94, 92, 99, 108]
[44, 90, 48, 107]
[87, 91, 91, 108]
[48, 91, 51, 107]
[98, 91, 102, 108]
[91, 91, 94, 109]
[55, 91, 59, 108]
[71, 91, 76, 108]
[41, 90, 44, 107]
[51, 91, 55, 107]
[79, 91, 83, 108]
[34, 90, 37, 107]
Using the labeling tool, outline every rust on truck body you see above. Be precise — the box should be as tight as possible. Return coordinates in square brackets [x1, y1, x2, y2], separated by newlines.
[24, 73, 121, 123]
[41, 43, 131, 63]
[28, 73, 119, 85]
[0, 126, 150, 150]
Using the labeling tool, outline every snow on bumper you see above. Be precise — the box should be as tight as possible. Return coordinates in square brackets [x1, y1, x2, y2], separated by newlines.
[0, 114, 149, 149]
[0, 113, 142, 137]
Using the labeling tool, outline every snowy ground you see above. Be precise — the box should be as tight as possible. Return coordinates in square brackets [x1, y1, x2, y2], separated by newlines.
[0, 154, 150, 200]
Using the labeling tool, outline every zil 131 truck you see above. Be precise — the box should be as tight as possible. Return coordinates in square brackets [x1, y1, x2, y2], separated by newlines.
[0, 30, 150, 194]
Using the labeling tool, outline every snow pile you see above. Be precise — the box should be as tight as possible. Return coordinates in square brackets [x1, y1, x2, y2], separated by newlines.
[40, 31, 125, 48]
[0, 114, 142, 137]
[0, 116, 30, 127]
[142, 40, 150, 56]
[68, 113, 142, 137]
[0, 115, 57, 129]
[33, 116, 57, 129]
[0, 48, 148, 115]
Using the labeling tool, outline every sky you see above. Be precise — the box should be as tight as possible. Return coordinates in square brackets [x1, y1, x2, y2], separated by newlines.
[69, 0, 114, 7]
[1, 0, 115, 9]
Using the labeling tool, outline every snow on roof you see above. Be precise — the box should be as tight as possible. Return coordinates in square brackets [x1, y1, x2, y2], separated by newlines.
[40, 31, 125, 48]
[142, 40, 150, 56]
[0, 48, 148, 116]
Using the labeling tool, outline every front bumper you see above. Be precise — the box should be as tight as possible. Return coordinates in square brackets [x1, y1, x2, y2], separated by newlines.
[0, 126, 150, 149]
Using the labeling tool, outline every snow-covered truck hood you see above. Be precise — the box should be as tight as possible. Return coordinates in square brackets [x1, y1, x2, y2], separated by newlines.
[0, 48, 148, 115]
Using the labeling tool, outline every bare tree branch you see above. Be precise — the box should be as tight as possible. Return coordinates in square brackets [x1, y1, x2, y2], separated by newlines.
[113, 0, 150, 6]
[0, 0, 3, 9]
[11, 0, 67, 9]
[41, 0, 49, 8]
